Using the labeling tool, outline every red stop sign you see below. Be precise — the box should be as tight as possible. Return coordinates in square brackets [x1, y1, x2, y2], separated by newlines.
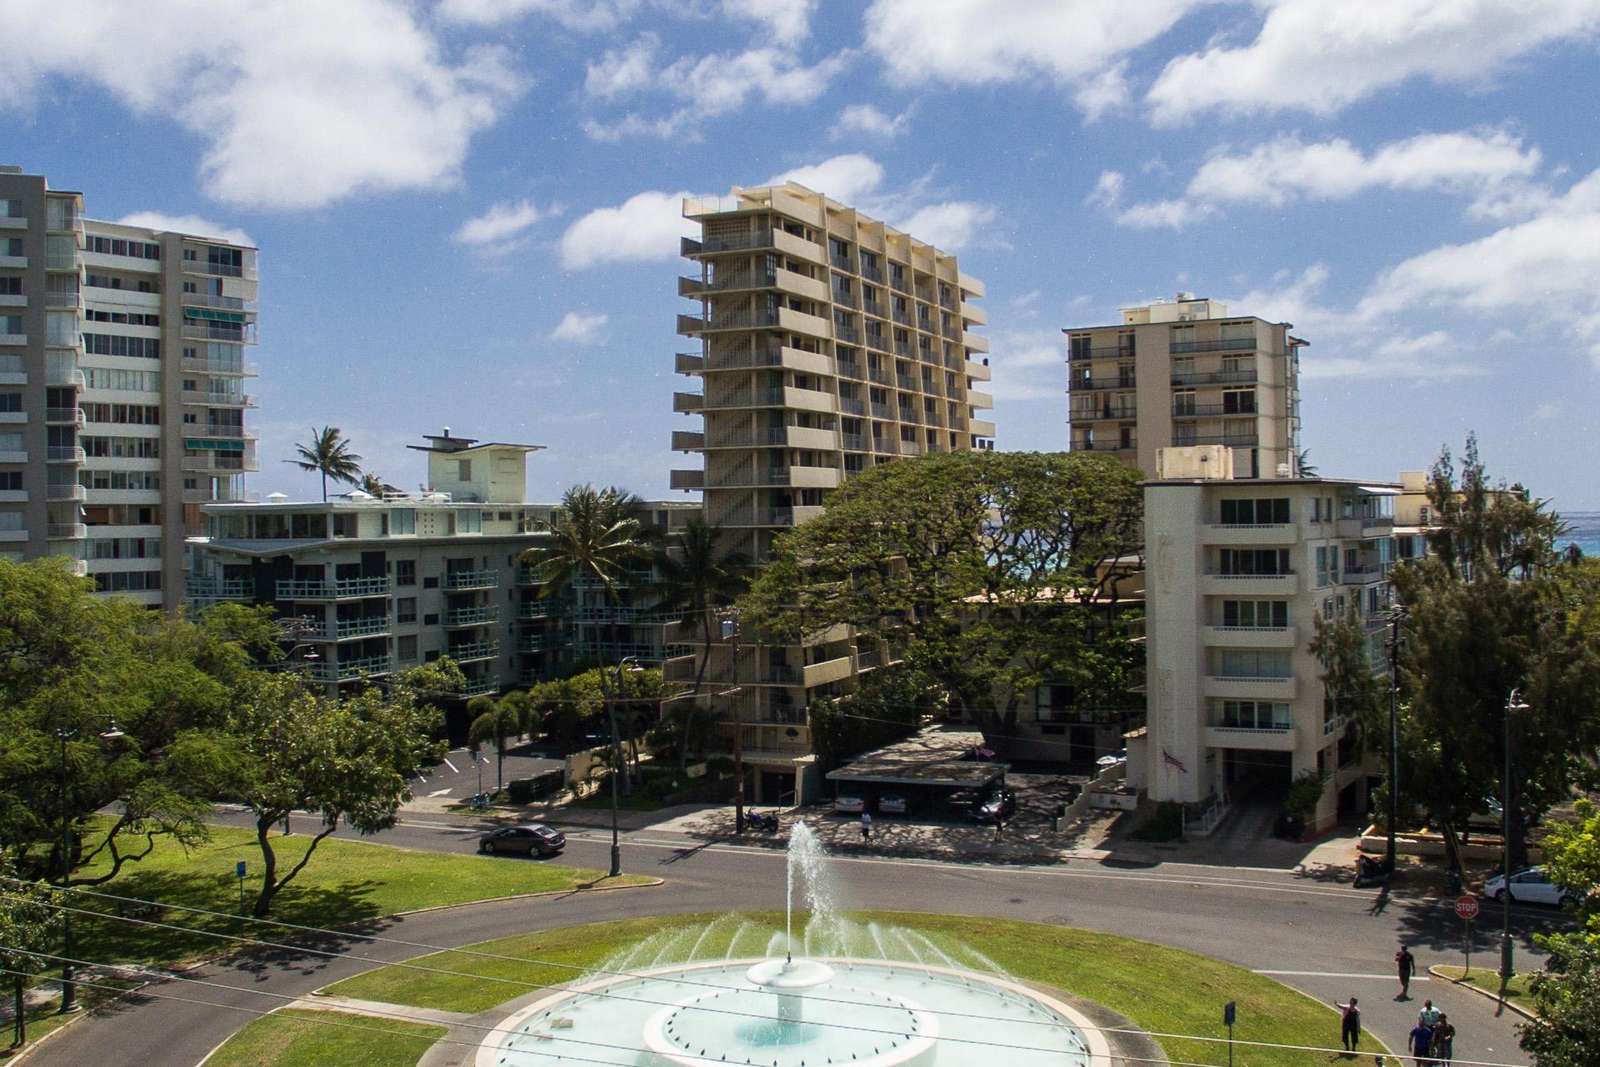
[1455, 895, 1480, 920]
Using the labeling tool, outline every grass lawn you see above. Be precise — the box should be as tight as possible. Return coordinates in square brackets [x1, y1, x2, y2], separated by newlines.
[200, 1009, 444, 1067]
[327, 911, 1383, 1067]
[1433, 964, 1538, 1011]
[71, 821, 651, 967]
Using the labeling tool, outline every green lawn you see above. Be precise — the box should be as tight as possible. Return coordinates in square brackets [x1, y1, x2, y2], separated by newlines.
[328, 911, 1383, 1067]
[1433, 964, 1537, 1011]
[200, 1009, 444, 1067]
[71, 821, 651, 966]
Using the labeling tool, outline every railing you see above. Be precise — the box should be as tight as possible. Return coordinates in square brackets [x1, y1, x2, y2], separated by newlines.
[1077, 406, 1137, 420]
[182, 357, 259, 376]
[444, 568, 499, 591]
[46, 367, 85, 388]
[460, 677, 499, 697]
[834, 326, 860, 344]
[1173, 403, 1254, 417]
[836, 361, 864, 380]
[862, 300, 884, 319]
[47, 446, 85, 463]
[45, 407, 84, 425]
[1070, 376, 1136, 390]
[443, 606, 498, 627]
[1175, 434, 1259, 447]
[830, 252, 853, 271]
[517, 602, 555, 620]
[185, 391, 256, 407]
[891, 308, 912, 326]
[707, 269, 776, 291]
[46, 482, 86, 502]
[1171, 370, 1257, 386]
[328, 615, 391, 640]
[275, 576, 392, 599]
[865, 332, 889, 353]
[695, 229, 774, 254]
[45, 291, 81, 309]
[448, 640, 500, 662]
[861, 264, 884, 283]
[196, 424, 254, 438]
[181, 324, 256, 343]
[185, 577, 254, 601]
[1171, 337, 1257, 354]
[1208, 624, 1290, 633]
[47, 523, 87, 539]
[1209, 673, 1293, 684]
[1069, 345, 1134, 361]
[181, 291, 256, 312]
[1206, 570, 1294, 579]
[308, 655, 393, 682]
[841, 433, 866, 450]
[839, 396, 865, 415]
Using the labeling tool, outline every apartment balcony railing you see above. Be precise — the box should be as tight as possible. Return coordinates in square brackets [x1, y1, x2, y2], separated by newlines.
[514, 566, 548, 586]
[44, 290, 81, 310]
[1205, 570, 1295, 580]
[185, 577, 254, 602]
[308, 655, 393, 682]
[45, 407, 85, 427]
[275, 576, 392, 600]
[1175, 434, 1260, 447]
[891, 308, 913, 327]
[443, 568, 499, 591]
[1171, 369, 1257, 386]
[517, 601, 555, 620]
[320, 615, 392, 640]
[889, 273, 910, 294]
[1173, 404, 1255, 418]
[862, 300, 884, 319]
[841, 433, 866, 451]
[182, 357, 259, 376]
[1075, 406, 1138, 421]
[47, 446, 85, 464]
[460, 677, 500, 698]
[443, 606, 498, 628]
[839, 396, 865, 416]
[47, 523, 87, 540]
[46, 367, 85, 388]
[836, 359, 865, 380]
[865, 332, 889, 353]
[181, 291, 257, 312]
[1170, 337, 1257, 354]
[516, 634, 551, 654]
[706, 268, 777, 291]
[1339, 564, 1385, 584]
[46, 482, 86, 502]
[1069, 345, 1134, 362]
[834, 326, 860, 345]
[861, 264, 884, 283]
[690, 229, 774, 254]
[672, 391, 703, 413]
[196, 424, 255, 439]
[46, 250, 82, 272]
[181, 324, 257, 344]
[448, 640, 500, 663]
[184, 391, 256, 408]
[1070, 376, 1136, 391]
[182, 258, 258, 280]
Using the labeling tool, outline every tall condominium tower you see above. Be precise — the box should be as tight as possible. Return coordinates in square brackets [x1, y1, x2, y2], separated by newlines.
[669, 181, 992, 803]
[0, 164, 258, 607]
[1064, 294, 1302, 480]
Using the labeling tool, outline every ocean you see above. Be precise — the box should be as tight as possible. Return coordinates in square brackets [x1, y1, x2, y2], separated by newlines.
[1562, 511, 1600, 558]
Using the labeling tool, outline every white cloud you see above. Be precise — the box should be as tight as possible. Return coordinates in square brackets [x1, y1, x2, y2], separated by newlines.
[767, 154, 886, 204]
[864, 0, 1199, 117]
[1106, 129, 1543, 229]
[453, 199, 550, 246]
[550, 311, 609, 344]
[989, 329, 1066, 402]
[1072, 62, 1130, 122]
[585, 35, 661, 99]
[1358, 168, 1600, 367]
[559, 190, 697, 270]
[1085, 171, 1124, 211]
[1534, 403, 1560, 420]
[892, 201, 997, 251]
[0, 0, 522, 210]
[831, 103, 912, 140]
[115, 212, 252, 247]
[723, 0, 816, 43]
[437, 0, 639, 29]
[1148, 0, 1600, 124]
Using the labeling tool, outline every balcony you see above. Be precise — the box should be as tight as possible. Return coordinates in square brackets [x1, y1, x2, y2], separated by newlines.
[45, 290, 82, 310]
[308, 655, 393, 683]
[1339, 564, 1386, 585]
[675, 352, 705, 375]
[514, 566, 547, 586]
[181, 291, 257, 312]
[963, 331, 988, 353]
[182, 356, 259, 377]
[672, 391, 703, 413]
[46, 250, 81, 272]
[322, 615, 392, 640]
[1171, 369, 1257, 387]
[1203, 723, 1296, 752]
[1198, 571, 1297, 596]
[1203, 624, 1297, 648]
[1171, 337, 1257, 354]
[1070, 376, 1136, 391]
[185, 577, 255, 603]
[1205, 674, 1297, 700]
[448, 640, 500, 663]
[670, 469, 705, 490]
[1069, 344, 1134, 362]
[47, 523, 87, 540]
[443, 568, 499, 591]
[46, 482, 86, 502]
[50, 407, 95, 427]
[275, 576, 392, 600]
[516, 634, 552, 654]
[181, 257, 258, 281]
[184, 391, 257, 409]
[1203, 523, 1294, 545]
[517, 601, 555, 621]
[47, 446, 85, 464]
[968, 390, 994, 411]
[960, 301, 987, 326]
[460, 677, 500, 698]
[1175, 434, 1259, 447]
[443, 605, 498, 628]
[803, 655, 853, 688]
[671, 430, 705, 451]
[182, 323, 257, 344]
[1173, 403, 1255, 418]
[46, 366, 85, 388]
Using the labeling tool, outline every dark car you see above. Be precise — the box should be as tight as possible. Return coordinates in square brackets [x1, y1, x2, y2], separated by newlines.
[479, 823, 566, 857]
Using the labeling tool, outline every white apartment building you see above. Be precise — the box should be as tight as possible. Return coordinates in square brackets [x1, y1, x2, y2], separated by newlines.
[1065, 294, 1302, 480]
[668, 181, 993, 804]
[1135, 463, 1398, 833]
[0, 164, 259, 607]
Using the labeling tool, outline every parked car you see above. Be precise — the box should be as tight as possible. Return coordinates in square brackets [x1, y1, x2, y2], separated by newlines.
[479, 823, 566, 857]
[975, 788, 1018, 822]
[833, 794, 865, 814]
[1096, 749, 1127, 770]
[1482, 866, 1581, 907]
[878, 794, 907, 815]
[1466, 796, 1504, 830]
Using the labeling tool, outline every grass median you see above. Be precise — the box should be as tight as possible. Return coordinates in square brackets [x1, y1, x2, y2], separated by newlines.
[69, 821, 652, 966]
[200, 1009, 445, 1067]
[1432, 964, 1537, 1011]
[326, 911, 1384, 1067]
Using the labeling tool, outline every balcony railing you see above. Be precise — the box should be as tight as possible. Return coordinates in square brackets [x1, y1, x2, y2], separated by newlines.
[321, 615, 391, 640]
[1205, 570, 1295, 579]
[276, 576, 392, 600]
[47, 446, 85, 464]
[1070, 376, 1136, 391]
[308, 655, 393, 682]
[448, 640, 500, 663]
[46, 482, 86, 502]
[1173, 404, 1255, 418]
[47, 523, 87, 540]
[185, 577, 254, 602]
[460, 677, 500, 697]
[45, 407, 84, 426]
[182, 324, 257, 343]
[1175, 434, 1260, 447]
[1171, 370, 1257, 386]
[444, 568, 499, 591]
[443, 606, 498, 627]
[517, 601, 555, 620]
[694, 229, 774, 254]
[1170, 337, 1257, 354]
[181, 291, 257, 312]
[1069, 344, 1134, 361]
[182, 357, 259, 376]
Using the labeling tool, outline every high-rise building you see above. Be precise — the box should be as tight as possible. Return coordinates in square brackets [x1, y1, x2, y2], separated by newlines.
[0, 164, 259, 608]
[1064, 294, 1302, 480]
[668, 181, 992, 803]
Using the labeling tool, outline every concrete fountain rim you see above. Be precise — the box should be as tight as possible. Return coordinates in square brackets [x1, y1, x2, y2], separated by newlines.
[475, 955, 1115, 1067]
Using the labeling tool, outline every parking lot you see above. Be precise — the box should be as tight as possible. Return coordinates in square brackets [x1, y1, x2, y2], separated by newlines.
[411, 742, 564, 803]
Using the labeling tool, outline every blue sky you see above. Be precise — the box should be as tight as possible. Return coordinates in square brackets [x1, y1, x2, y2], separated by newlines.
[3, 0, 1597, 509]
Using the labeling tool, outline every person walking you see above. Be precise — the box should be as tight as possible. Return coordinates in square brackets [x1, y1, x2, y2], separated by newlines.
[860, 810, 872, 842]
[1335, 996, 1361, 1054]
[1408, 1018, 1435, 1067]
[1431, 1014, 1454, 1065]
[1395, 944, 1416, 999]
[1417, 999, 1440, 1027]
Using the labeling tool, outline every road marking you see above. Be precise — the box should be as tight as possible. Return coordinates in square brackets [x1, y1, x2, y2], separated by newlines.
[1255, 970, 1429, 981]
[426, 789, 453, 798]
[442, 758, 459, 773]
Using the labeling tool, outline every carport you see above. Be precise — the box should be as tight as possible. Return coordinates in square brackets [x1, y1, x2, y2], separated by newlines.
[825, 728, 1007, 818]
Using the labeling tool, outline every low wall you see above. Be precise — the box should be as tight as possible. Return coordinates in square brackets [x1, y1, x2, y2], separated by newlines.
[1358, 825, 1544, 864]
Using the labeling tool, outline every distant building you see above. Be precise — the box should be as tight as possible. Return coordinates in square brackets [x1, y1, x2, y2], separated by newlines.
[0, 164, 259, 607]
[1135, 464, 1399, 834]
[1065, 294, 1302, 480]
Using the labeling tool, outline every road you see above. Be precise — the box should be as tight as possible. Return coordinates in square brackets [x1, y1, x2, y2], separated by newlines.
[408, 745, 564, 805]
[34, 807, 1563, 1067]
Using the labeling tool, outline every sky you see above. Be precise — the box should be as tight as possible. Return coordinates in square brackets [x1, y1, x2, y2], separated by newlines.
[2, 0, 1597, 510]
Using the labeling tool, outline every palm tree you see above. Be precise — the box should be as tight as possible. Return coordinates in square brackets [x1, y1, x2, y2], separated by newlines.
[654, 517, 748, 770]
[467, 695, 527, 795]
[1296, 448, 1318, 478]
[289, 426, 362, 502]
[520, 484, 648, 787]
[358, 471, 397, 497]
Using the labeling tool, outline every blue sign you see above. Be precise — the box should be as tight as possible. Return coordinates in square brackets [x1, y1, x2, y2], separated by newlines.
[1223, 1002, 1236, 1027]
[235, 860, 247, 879]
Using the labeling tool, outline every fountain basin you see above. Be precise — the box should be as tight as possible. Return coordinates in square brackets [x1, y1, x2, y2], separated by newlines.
[480, 957, 1109, 1067]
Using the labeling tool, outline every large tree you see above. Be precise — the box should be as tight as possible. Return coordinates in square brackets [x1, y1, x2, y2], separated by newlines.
[740, 451, 1144, 754]
[467, 694, 531, 795]
[0, 856, 57, 1048]
[289, 425, 362, 502]
[1519, 798, 1600, 1067]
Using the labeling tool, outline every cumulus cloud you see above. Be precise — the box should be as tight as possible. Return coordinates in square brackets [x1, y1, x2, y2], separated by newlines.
[1102, 129, 1544, 229]
[988, 329, 1067, 402]
[864, 0, 1199, 117]
[453, 199, 551, 246]
[765, 153, 999, 250]
[437, 0, 640, 29]
[723, 0, 817, 43]
[767, 154, 886, 204]
[0, 0, 523, 211]
[559, 190, 698, 270]
[550, 311, 609, 344]
[831, 103, 913, 140]
[115, 212, 253, 247]
[893, 202, 997, 251]
[1147, 0, 1600, 123]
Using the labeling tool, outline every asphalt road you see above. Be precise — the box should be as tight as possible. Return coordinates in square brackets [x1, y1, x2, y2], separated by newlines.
[409, 744, 564, 804]
[35, 807, 1565, 1067]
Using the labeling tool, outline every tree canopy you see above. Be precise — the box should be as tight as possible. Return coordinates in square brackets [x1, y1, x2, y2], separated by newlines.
[1520, 799, 1600, 1067]
[289, 425, 363, 502]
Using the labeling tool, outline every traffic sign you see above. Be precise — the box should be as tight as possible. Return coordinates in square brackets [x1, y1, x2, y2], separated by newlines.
[1455, 895, 1480, 921]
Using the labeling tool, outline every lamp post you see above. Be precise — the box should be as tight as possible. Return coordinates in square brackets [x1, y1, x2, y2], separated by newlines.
[605, 655, 643, 878]
[54, 721, 123, 1014]
[1381, 607, 1407, 873]
[720, 614, 744, 833]
[1501, 688, 1529, 983]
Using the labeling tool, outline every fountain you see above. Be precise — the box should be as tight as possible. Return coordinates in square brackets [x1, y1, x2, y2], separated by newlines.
[477, 822, 1108, 1066]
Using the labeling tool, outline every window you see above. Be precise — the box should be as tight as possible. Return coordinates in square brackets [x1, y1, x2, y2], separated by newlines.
[0, 511, 21, 532]
[1217, 700, 1291, 730]
[396, 597, 417, 623]
[457, 459, 472, 481]
[93, 570, 163, 593]
[1221, 389, 1256, 414]
[423, 576, 439, 589]
[1, 239, 21, 257]
[395, 559, 416, 586]
[1173, 389, 1195, 415]
[0, 315, 20, 337]
[1218, 548, 1291, 576]
[1316, 546, 1330, 586]
[0, 472, 19, 490]
[458, 509, 482, 534]
[0, 393, 20, 412]
[397, 635, 418, 662]
[422, 612, 439, 626]
[1218, 498, 1290, 524]
[0, 278, 20, 296]
[390, 509, 415, 535]
[1218, 649, 1291, 679]
[1221, 600, 1289, 628]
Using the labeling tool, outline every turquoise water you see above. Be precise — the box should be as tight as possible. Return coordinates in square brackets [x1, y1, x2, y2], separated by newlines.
[1562, 512, 1600, 557]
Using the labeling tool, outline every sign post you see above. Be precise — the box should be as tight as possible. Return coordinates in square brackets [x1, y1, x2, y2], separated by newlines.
[1223, 1001, 1236, 1067]
[1455, 895, 1480, 976]
[235, 860, 248, 916]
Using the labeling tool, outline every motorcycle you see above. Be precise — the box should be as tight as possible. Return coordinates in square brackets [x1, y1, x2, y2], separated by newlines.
[745, 811, 780, 833]
[1354, 854, 1393, 888]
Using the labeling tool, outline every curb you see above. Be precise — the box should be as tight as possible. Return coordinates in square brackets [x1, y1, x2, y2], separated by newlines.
[1426, 964, 1538, 1022]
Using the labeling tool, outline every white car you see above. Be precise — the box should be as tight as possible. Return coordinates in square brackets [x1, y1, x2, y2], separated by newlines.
[1482, 866, 1582, 907]
[878, 794, 907, 815]
[833, 794, 865, 814]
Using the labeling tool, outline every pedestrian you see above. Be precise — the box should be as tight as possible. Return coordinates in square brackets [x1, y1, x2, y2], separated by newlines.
[1334, 996, 1361, 1054]
[1417, 999, 1440, 1027]
[860, 810, 872, 842]
[1395, 943, 1416, 999]
[1431, 1014, 1454, 1065]
[994, 811, 1004, 838]
[1408, 1019, 1434, 1067]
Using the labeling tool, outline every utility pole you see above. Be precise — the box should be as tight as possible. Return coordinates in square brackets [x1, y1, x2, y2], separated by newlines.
[1502, 688, 1529, 983]
[722, 614, 745, 833]
[1384, 608, 1404, 873]
[55, 728, 76, 1014]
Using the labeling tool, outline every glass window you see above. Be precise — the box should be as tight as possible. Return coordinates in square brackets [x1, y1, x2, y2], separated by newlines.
[390, 508, 415, 535]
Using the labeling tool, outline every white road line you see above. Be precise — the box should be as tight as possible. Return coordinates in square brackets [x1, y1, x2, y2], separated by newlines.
[426, 789, 453, 798]
[442, 758, 459, 773]
[1255, 970, 1428, 981]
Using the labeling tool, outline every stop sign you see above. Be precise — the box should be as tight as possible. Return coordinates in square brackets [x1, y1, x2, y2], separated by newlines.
[1455, 895, 1480, 920]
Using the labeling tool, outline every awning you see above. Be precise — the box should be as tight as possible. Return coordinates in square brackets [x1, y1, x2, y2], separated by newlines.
[1356, 485, 1401, 495]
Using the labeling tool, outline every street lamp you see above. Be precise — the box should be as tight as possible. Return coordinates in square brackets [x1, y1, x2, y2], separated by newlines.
[1383, 607, 1406, 873]
[720, 613, 745, 834]
[1501, 687, 1530, 983]
[55, 721, 124, 1014]
[606, 655, 644, 878]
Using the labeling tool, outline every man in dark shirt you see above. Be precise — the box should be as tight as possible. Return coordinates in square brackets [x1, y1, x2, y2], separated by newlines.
[1409, 1021, 1435, 1066]
[1396, 944, 1416, 999]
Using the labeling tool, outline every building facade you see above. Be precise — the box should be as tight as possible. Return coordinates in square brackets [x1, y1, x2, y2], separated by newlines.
[667, 182, 993, 803]
[1065, 294, 1301, 480]
[0, 164, 259, 608]
[1135, 470, 1397, 833]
